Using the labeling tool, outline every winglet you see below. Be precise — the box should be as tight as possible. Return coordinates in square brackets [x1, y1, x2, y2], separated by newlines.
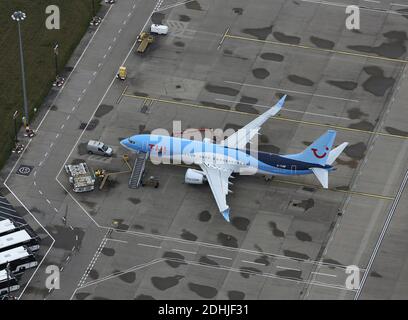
[221, 208, 230, 222]
[276, 94, 287, 108]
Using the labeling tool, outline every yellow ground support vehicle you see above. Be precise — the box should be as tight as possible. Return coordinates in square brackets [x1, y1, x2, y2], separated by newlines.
[136, 32, 154, 53]
[117, 66, 127, 80]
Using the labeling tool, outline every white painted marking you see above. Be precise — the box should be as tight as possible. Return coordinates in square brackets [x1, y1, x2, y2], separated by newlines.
[82, 89, 87, 94]
[50, 142, 54, 148]
[216, 98, 351, 120]
[138, 243, 161, 249]
[311, 271, 337, 278]
[106, 238, 128, 244]
[66, 115, 70, 121]
[108, 45, 112, 50]
[93, 71, 97, 76]
[77, 97, 81, 102]
[128, 12, 132, 17]
[118, 28, 122, 33]
[60, 124, 65, 130]
[46, 199, 51, 204]
[44, 152, 48, 157]
[39, 190, 43, 195]
[54, 208, 58, 213]
[103, 54, 107, 59]
[123, 20, 127, 25]
[72, 107, 76, 112]
[276, 265, 301, 272]
[113, 37, 117, 42]
[98, 63, 102, 68]
[56, 133, 60, 138]
[33, 181, 37, 186]
[207, 254, 232, 260]
[172, 248, 196, 255]
[224, 80, 359, 103]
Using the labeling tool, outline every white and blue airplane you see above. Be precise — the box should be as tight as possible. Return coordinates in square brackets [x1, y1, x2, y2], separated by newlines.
[121, 95, 348, 222]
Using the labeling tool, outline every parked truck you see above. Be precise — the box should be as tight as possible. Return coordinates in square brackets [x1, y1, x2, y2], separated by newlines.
[136, 32, 154, 54]
[65, 162, 96, 193]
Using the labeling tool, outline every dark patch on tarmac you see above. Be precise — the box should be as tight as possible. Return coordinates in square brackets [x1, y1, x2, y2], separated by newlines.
[135, 294, 156, 300]
[101, 247, 115, 257]
[101, 178, 120, 190]
[185, 0, 202, 10]
[344, 142, 366, 160]
[50, 105, 58, 111]
[288, 75, 314, 86]
[397, 8, 408, 19]
[188, 282, 218, 298]
[199, 256, 219, 266]
[335, 158, 359, 169]
[252, 68, 270, 79]
[254, 255, 270, 266]
[75, 292, 91, 300]
[235, 96, 259, 114]
[233, 7, 243, 15]
[327, 80, 358, 91]
[133, 91, 149, 97]
[163, 251, 186, 268]
[361, 66, 395, 96]
[224, 123, 242, 132]
[199, 210, 211, 222]
[323, 258, 343, 268]
[95, 104, 113, 118]
[385, 126, 408, 137]
[260, 52, 284, 62]
[132, 224, 144, 230]
[200, 101, 231, 110]
[295, 231, 312, 242]
[231, 216, 250, 231]
[118, 271, 136, 283]
[128, 197, 141, 205]
[77, 142, 88, 155]
[310, 36, 335, 49]
[347, 107, 368, 119]
[217, 233, 238, 247]
[349, 120, 374, 131]
[92, 296, 110, 300]
[269, 221, 285, 237]
[151, 275, 184, 290]
[223, 48, 233, 55]
[179, 14, 191, 22]
[336, 185, 350, 191]
[174, 41, 185, 47]
[260, 134, 269, 143]
[79, 119, 99, 131]
[181, 229, 198, 241]
[242, 25, 273, 41]
[276, 269, 303, 280]
[293, 198, 314, 211]
[274, 32, 300, 45]
[228, 290, 245, 300]
[348, 31, 407, 59]
[204, 84, 239, 96]
[303, 186, 316, 192]
[88, 269, 99, 280]
[370, 271, 382, 278]
[49, 225, 85, 251]
[151, 12, 165, 24]
[283, 250, 310, 261]
[239, 266, 262, 278]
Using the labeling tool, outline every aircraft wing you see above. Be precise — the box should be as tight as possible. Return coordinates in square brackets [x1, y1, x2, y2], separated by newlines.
[199, 163, 233, 222]
[221, 95, 286, 150]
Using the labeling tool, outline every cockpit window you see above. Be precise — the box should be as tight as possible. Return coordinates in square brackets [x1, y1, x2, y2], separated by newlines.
[129, 139, 135, 144]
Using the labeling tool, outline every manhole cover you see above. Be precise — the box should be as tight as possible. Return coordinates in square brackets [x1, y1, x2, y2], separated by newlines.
[16, 165, 34, 176]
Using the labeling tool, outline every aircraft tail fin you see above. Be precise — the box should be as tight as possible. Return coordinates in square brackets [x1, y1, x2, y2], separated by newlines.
[284, 130, 337, 166]
[327, 142, 349, 165]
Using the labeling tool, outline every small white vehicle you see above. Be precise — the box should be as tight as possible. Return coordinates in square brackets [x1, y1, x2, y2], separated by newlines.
[150, 24, 168, 35]
[87, 140, 113, 157]
[65, 162, 96, 193]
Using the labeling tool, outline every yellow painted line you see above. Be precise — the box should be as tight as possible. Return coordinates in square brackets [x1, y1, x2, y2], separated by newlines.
[168, 164, 394, 201]
[123, 93, 408, 140]
[224, 34, 408, 64]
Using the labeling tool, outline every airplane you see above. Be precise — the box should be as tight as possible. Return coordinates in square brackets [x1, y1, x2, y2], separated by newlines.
[120, 95, 348, 222]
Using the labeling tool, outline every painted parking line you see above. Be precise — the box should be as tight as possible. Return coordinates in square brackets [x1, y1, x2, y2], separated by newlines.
[224, 34, 408, 64]
[122, 93, 408, 140]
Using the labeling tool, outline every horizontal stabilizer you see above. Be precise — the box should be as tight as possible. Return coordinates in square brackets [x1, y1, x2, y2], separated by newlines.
[222, 208, 230, 222]
[327, 142, 349, 165]
[311, 167, 328, 189]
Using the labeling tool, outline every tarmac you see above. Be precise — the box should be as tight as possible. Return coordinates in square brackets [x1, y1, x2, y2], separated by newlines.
[1, 0, 408, 300]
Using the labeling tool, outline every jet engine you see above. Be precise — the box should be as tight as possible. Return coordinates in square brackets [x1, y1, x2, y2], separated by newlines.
[185, 168, 207, 184]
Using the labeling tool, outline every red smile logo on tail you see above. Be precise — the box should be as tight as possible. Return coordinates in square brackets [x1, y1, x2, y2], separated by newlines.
[312, 147, 329, 159]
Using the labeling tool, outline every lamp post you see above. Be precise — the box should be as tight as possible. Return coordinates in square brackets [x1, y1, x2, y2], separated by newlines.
[12, 111, 19, 144]
[11, 11, 29, 127]
[53, 42, 59, 79]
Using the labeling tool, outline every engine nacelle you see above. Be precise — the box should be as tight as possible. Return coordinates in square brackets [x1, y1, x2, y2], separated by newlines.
[185, 168, 206, 184]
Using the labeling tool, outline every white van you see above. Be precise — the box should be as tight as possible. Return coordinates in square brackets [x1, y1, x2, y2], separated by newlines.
[150, 24, 168, 35]
[87, 140, 113, 157]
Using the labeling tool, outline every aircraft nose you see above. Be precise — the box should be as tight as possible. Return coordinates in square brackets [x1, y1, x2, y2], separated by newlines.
[120, 138, 128, 148]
